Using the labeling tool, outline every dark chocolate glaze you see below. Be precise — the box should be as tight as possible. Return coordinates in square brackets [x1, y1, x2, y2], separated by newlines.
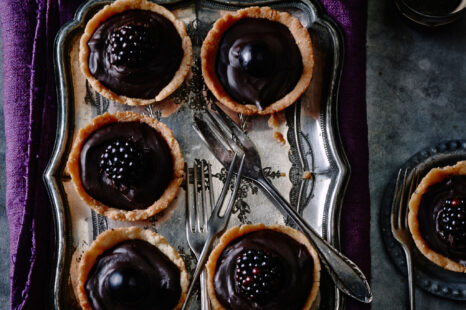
[214, 230, 314, 310]
[418, 175, 466, 265]
[87, 10, 183, 99]
[85, 239, 181, 310]
[80, 122, 173, 210]
[215, 18, 303, 110]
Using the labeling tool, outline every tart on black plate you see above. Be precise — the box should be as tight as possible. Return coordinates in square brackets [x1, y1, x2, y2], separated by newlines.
[408, 160, 466, 272]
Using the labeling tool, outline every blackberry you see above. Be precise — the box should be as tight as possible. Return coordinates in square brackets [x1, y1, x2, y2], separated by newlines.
[234, 249, 282, 302]
[436, 197, 466, 248]
[99, 138, 143, 188]
[106, 23, 157, 67]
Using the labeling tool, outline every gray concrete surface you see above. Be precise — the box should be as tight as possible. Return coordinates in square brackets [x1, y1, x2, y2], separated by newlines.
[368, 0, 466, 309]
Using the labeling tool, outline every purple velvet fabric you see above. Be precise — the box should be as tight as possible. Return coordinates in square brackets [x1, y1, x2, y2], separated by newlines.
[0, 0, 369, 309]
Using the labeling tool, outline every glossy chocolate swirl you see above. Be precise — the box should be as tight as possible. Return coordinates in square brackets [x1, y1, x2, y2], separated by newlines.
[214, 230, 314, 310]
[79, 122, 173, 210]
[87, 10, 183, 99]
[215, 18, 303, 111]
[418, 175, 466, 265]
[85, 239, 181, 310]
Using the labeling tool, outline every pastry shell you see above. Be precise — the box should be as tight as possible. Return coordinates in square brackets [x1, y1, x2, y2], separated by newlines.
[205, 224, 321, 309]
[74, 227, 189, 309]
[79, 0, 192, 106]
[67, 111, 184, 221]
[201, 6, 314, 115]
[408, 160, 466, 272]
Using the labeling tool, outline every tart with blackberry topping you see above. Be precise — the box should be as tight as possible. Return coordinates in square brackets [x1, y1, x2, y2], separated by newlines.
[408, 160, 466, 272]
[74, 227, 188, 310]
[67, 111, 184, 221]
[201, 7, 313, 115]
[80, 0, 192, 106]
[206, 224, 320, 310]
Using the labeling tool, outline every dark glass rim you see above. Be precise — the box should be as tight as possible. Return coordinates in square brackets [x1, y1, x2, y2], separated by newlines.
[396, 0, 466, 19]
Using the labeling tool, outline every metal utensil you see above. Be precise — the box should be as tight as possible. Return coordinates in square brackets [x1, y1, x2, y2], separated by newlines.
[193, 106, 373, 303]
[182, 153, 246, 310]
[185, 160, 214, 310]
[391, 168, 419, 310]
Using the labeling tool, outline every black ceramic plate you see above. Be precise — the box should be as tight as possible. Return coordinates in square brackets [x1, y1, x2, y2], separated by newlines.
[381, 140, 466, 300]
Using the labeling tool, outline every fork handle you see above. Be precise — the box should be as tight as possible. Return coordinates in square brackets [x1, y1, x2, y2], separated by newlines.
[255, 174, 373, 304]
[200, 270, 211, 310]
[402, 246, 415, 310]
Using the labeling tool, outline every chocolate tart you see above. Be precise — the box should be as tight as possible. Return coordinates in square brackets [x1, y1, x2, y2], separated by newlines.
[206, 224, 320, 310]
[80, 0, 192, 106]
[201, 7, 314, 115]
[408, 160, 466, 272]
[74, 227, 189, 310]
[67, 111, 184, 221]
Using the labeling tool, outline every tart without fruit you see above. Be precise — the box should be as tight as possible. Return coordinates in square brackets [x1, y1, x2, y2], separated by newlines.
[67, 111, 184, 221]
[80, 0, 192, 106]
[201, 6, 314, 115]
[206, 224, 320, 310]
[74, 227, 188, 310]
[408, 160, 466, 272]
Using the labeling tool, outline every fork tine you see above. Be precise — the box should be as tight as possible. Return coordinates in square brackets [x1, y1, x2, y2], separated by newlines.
[193, 159, 201, 231]
[185, 163, 193, 232]
[403, 168, 418, 228]
[200, 160, 208, 230]
[398, 169, 409, 228]
[203, 111, 244, 155]
[206, 161, 215, 214]
[391, 169, 403, 231]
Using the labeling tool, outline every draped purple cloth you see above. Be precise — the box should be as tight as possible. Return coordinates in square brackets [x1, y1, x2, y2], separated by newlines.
[0, 0, 369, 309]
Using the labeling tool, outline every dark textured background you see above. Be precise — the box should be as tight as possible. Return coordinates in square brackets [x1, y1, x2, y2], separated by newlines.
[368, 0, 466, 309]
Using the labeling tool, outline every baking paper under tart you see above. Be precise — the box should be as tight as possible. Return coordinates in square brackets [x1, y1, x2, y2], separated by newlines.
[74, 227, 189, 310]
[408, 160, 466, 273]
[206, 224, 321, 310]
[67, 111, 184, 221]
[201, 6, 314, 116]
[79, 0, 192, 106]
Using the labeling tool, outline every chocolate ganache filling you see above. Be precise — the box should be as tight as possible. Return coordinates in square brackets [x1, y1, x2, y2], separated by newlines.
[85, 239, 181, 310]
[418, 175, 466, 265]
[214, 230, 314, 310]
[79, 122, 173, 210]
[87, 10, 183, 99]
[215, 18, 303, 111]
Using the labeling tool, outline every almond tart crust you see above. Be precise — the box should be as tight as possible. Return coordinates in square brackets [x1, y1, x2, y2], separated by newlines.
[74, 227, 189, 310]
[201, 6, 314, 116]
[67, 111, 184, 221]
[408, 160, 466, 272]
[79, 0, 192, 106]
[206, 224, 320, 310]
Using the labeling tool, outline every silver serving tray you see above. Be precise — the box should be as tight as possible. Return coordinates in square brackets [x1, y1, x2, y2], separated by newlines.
[44, 0, 348, 308]
[381, 140, 466, 300]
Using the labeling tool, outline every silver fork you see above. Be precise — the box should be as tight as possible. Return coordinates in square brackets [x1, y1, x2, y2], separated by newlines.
[391, 168, 419, 310]
[185, 160, 214, 310]
[182, 153, 246, 310]
[193, 105, 373, 303]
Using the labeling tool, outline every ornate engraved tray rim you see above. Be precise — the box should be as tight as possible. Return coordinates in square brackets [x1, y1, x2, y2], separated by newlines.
[44, 0, 349, 308]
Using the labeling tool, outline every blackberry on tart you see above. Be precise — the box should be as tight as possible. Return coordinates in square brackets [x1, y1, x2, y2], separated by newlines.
[206, 224, 320, 310]
[67, 111, 184, 221]
[201, 7, 314, 115]
[80, 0, 192, 106]
[74, 227, 189, 310]
[408, 160, 466, 272]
